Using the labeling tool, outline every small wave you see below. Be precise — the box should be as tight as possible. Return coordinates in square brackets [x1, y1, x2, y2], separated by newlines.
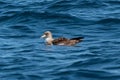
[51, 68, 112, 80]
[6, 10, 94, 25]
[47, 0, 107, 11]
[0, 15, 15, 22]
[0, 11, 36, 23]
[105, 1, 120, 5]
[47, 0, 76, 11]
[96, 18, 120, 24]
[1, 35, 37, 39]
[9, 25, 35, 33]
[77, 0, 107, 8]
[66, 57, 117, 69]
[0, 1, 7, 5]
[1, 10, 94, 26]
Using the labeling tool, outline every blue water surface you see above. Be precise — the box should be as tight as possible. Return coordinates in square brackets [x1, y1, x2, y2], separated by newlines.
[0, 0, 120, 80]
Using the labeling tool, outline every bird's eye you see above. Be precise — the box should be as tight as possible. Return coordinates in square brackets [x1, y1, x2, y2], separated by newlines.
[45, 33, 48, 36]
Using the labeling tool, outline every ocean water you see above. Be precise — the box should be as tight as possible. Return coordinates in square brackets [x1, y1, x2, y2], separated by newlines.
[0, 0, 120, 80]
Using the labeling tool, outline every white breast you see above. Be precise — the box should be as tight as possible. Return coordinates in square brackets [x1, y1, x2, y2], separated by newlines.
[45, 38, 53, 42]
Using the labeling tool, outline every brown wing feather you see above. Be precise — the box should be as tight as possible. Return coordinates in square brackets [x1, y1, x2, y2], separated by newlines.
[52, 37, 68, 45]
[52, 37, 84, 46]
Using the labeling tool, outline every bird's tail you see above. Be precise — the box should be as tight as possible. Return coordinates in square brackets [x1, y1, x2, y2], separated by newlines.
[70, 37, 84, 42]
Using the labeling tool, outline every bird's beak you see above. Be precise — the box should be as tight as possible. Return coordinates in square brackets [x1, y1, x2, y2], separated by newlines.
[41, 34, 46, 38]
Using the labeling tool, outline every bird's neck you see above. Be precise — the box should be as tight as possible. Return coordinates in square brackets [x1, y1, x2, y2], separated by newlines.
[45, 36, 54, 45]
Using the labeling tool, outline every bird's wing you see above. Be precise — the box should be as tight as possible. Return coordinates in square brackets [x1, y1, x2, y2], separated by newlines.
[52, 37, 69, 45]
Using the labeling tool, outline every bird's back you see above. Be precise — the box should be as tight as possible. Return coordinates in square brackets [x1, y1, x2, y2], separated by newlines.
[52, 37, 84, 46]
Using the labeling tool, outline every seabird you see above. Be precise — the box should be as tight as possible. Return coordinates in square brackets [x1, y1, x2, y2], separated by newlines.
[41, 31, 84, 46]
